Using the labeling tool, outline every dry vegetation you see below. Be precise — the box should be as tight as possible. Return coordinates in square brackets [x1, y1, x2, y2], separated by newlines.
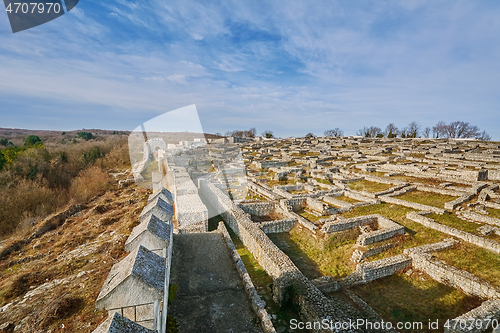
[0, 131, 130, 239]
[0, 129, 155, 331]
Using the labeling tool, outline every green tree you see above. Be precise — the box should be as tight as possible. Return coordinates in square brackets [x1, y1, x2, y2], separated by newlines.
[24, 135, 42, 147]
[77, 131, 94, 141]
[0, 138, 9, 146]
[0, 152, 5, 171]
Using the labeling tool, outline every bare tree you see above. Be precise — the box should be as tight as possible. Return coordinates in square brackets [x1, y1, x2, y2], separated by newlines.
[357, 126, 382, 138]
[384, 123, 399, 138]
[324, 128, 344, 137]
[432, 121, 490, 140]
[477, 130, 492, 141]
[262, 130, 274, 138]
[423, 127, 431, 138]
[432, 121, 447, 138]
[406, 121, 420, 138]
[305, 132, 316, 138]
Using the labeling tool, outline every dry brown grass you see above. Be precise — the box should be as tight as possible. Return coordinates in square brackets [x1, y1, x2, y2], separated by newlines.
[0, 179, 150, 332]
[69, 167, 111, 204]
[0, 136, 131, 239]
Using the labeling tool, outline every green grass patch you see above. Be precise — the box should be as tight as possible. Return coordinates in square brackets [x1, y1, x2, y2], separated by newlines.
[351, 273, 483, 327]
[427, 213, 479, 233]
[435, 242, 500, 288]
[341, 203, 447, 260]
[315, 178, 332, 185]
[391, 175, 443, 186]
[396, 191, 458, 208]
[336, 195, 362, 204]
[297, 210, 329, 223]
[486, 208, 500, 219]
[269, 227, 357, 279]
[348, 180, 393, 193]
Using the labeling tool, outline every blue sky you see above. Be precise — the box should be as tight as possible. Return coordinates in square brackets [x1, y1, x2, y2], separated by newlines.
[0, 0, 499, 139]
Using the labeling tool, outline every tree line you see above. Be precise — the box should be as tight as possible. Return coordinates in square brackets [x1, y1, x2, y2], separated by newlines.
[324, 121, 491, 140]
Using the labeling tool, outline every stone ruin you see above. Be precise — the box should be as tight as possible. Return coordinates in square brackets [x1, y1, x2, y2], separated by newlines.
[92, 136, 500, 333]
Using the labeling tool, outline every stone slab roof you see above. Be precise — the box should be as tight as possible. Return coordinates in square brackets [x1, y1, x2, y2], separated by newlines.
[126, 214, 172, 246]
[140, 197, 173, 222]
[97, 245, 165, 302]
[148, 188, 174, 205]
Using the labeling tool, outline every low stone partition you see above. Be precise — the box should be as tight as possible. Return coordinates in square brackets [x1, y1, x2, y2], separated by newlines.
[217, 222, 276, 333]
[322, 215, 375, 233]
[322, 196, 353, 209]
[310, 276, 339, 293]
[260, 218, 297, 234]
[272, 187, 294, 199]
[199, 180, 370, 332]
[285, 210, 318, 232]
[445, 194, 475, 211]
[247, 181, 283, 200]
[356, 254, 412, 283]
[405, 249, 500, 299]
[416, 184, 468, 197]
[380, 195, 446, 214]
[383, 185, 417, 197]
[407, 212, 500, 254]
[373, 183, 411, 198]
[306, 197, 327, 215]
[239, 202, 276, 216]
[356, 225, 404, 246]
[445, 299, 500, 333]
[351, 244, 394, 264]
[460, 211, 500, 227]
[344, 191, 381, 204]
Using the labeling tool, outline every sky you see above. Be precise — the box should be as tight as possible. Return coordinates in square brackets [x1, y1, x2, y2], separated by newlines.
[0, 0, 499, 139]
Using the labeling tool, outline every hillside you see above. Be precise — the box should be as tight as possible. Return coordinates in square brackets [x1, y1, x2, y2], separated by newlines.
[0, 171, 151, 332]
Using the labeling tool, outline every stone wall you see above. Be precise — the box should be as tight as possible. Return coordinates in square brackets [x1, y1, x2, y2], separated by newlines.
[445, 299, 500, 333]
[239, 202, 276, 216]
[322, 215, 377, 233]
[217, 222, 276, 333]
[356, 254, 412, 283]
[322, 196, 353, 209]
[405, 249, 500, 299]
[445, 194, 475, 211]
[380, 195, 446, 214]
[199, 179, 369, 332]
[406, 212, 500, 254]
[356, 225, 404, 246]
[260, 219, 297, 234]
[460, 211, 500, 227]
[247, 181, 283, 200]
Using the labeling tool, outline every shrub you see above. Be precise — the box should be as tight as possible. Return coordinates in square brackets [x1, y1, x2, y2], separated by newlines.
[69, 166, 111, 203]
[25, 135, 42, 147]
[82, 146, 105, 165]
[0, 138, 9, 146]
[77, 132, 94, 141]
